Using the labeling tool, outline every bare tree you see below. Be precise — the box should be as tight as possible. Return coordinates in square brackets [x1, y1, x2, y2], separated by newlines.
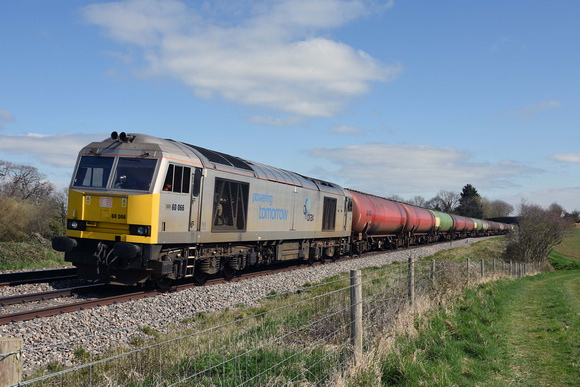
[548, 202, 566, 217]
[388, 194, 405, 202]
[408, 195, 426, 207]
[488, 200, 514, 217]
[505, 201, 574, 263]
[426, 190, 460, 212]
[0, 161, 55, 202]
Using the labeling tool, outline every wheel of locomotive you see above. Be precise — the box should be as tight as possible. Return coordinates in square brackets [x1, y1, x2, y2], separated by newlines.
[222, 264, 236, 281]
[193, 268, 207, 285]
[153, 277, 174, 290]
[331, 247, 340, 262]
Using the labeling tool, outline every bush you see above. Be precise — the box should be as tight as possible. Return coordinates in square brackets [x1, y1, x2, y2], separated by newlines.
[505, 202, 574, 263]
[0, 160, 67, 242]
[0, 196, 36, 241]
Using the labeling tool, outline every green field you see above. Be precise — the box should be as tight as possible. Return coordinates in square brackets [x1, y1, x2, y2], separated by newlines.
[552, 226, 580, 259]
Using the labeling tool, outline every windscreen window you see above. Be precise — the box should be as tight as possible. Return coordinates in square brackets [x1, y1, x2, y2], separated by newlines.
[163, 164, 191, 193]
[73, 156, 114, 188]
[112, 158, 157, 191]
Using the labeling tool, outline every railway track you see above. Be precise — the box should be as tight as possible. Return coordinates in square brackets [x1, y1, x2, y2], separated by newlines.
[0, 255, 353, 325]
[0, 267, 77, 287]
[0, 239, 468, 326]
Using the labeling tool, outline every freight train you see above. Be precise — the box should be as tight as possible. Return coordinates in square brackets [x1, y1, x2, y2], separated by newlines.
[52, 132, 512, 287]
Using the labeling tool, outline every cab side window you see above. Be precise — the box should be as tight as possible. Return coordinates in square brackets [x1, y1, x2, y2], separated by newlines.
[163, 164, 191, 193]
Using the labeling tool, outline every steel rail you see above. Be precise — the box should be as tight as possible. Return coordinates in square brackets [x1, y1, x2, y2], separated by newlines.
[0, 267, 77, 287]
[0, 288, 159, 325]
[0, 284, 105, 306]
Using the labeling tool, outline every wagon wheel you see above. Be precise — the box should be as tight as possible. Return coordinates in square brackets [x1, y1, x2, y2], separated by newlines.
[308, 254, 315, 266]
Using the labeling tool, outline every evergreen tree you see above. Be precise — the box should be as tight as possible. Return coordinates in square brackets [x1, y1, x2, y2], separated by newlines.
[456, 184, 483, 218]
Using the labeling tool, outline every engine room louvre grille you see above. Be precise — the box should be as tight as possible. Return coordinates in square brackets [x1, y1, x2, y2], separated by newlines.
[212, 178, 249, 231]
[179, 142, 253, 171]
[322, 197, 337, 231]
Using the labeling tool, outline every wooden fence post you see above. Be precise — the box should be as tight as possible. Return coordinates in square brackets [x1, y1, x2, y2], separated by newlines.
[350, 270, 362, 363]
[430, 259, 435, 283]
[0, 337, 23, 386]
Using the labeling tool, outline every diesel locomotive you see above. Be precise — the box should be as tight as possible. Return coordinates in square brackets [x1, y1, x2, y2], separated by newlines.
[52, 132, 511, 287]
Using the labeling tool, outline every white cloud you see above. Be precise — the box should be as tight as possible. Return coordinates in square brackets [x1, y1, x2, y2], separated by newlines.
[505, 187, 580, 212]
[0, 133, 106, 168]
[489, 36, 508, 53]
[505, 100, 562, 119]
[308, 143, 542, 195]
[331, 124, 365, 135]
[247, 115, 305, 127]
[82, 0, 401, 117]
[0, 109, 14, 122]
[553, 153, 580, 163]
[0, 109, 15, 130]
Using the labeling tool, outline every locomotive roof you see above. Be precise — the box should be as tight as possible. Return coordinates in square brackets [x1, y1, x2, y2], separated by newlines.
[83, 133, 345, 195]
[169, 139, 344, 194]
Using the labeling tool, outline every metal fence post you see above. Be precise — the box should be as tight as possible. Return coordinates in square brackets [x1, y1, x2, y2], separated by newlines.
[493, 259, 496, 275]
[481, 259, 484, 278]
[0, 337, 23, 386]
[466, 258, 470, 285]
[350, 269, 362, 363]
[408, 257, 415, 306]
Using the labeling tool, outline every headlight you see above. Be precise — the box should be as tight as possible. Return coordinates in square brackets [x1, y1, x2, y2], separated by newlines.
[129, 225, 151, 236]
[67, 220, 87, 231]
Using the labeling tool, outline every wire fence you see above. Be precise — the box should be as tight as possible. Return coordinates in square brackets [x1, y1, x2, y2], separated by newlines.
[2, 258, 538, 386]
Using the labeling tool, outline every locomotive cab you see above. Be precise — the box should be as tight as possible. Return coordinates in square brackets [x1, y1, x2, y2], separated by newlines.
[53, 132, 203, 285]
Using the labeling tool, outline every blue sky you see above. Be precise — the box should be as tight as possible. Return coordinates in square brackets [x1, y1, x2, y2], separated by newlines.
[1, 0, 579, 212]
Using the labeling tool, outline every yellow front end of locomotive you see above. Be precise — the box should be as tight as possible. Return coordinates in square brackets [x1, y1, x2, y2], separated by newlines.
[66, 189, 160, 244]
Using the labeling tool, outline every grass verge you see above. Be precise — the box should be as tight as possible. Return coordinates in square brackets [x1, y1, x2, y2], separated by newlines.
[428, 236, 506, 263]
[356, 229, 580, 386]
[0, 235, 67, 271]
